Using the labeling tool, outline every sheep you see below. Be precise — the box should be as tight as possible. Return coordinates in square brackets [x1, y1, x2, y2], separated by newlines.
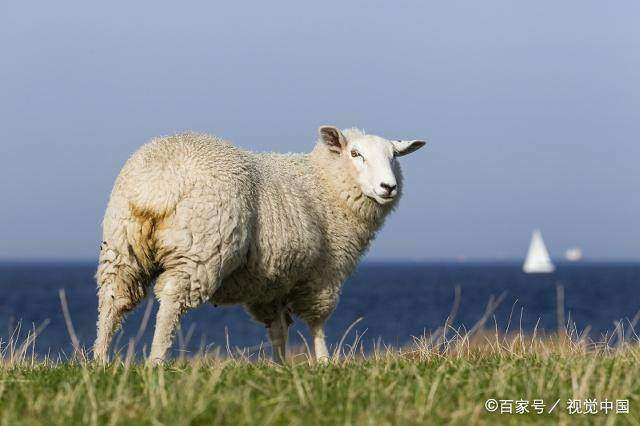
[93, 126, 426, 364]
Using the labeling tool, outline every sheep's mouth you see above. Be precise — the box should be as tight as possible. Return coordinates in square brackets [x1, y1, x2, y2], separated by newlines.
[369, 194, 396, 205]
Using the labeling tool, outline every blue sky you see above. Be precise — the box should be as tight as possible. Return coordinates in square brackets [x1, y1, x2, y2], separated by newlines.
[0, 1, 638, 260]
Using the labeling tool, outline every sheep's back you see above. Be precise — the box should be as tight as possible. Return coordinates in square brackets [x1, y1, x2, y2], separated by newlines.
[114, 132, 255, 218]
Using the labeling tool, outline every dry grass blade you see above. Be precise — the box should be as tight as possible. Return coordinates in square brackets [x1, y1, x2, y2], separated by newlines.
[58, 288, 81, 357]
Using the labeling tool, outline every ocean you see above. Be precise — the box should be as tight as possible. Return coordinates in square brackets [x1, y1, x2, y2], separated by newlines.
[1, 261, 639, 358]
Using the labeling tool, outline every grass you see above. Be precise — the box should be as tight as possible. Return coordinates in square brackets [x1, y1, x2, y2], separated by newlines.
[1, 287, 639, 425]
[1, 329, 640, 425]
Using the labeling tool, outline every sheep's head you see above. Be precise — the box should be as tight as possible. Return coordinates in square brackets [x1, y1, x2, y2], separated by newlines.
[318, 126, 426, 205]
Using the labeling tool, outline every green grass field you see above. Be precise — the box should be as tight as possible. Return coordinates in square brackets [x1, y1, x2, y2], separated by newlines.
[1, 329, 639, 425]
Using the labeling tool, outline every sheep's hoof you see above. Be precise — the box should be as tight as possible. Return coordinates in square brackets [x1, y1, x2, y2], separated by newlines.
[92, 349, 109, 365]
[316, 356, 330, 365]
[93, 356, 109, 366]
[147, 356, 166, 367]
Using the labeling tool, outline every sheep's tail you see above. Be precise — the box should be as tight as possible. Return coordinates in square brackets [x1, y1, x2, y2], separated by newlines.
[94, 203, 154, 361]
[97, 183, 162, 300]
[97, 204, 156, 303]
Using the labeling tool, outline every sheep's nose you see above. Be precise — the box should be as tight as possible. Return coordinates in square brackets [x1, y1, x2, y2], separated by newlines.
[380, 182, 397, 196]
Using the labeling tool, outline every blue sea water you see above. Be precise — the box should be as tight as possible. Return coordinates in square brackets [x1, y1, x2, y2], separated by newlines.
[0, 261, 639, 358]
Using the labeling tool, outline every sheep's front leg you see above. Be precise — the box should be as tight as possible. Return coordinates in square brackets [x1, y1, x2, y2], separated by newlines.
[267, 309, 290, 364]
[310, 323, 330, 363]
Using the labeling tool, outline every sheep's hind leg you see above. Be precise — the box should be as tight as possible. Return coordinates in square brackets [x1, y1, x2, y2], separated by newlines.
[148, 272, 192, 364]
[148, 188, 251, 364]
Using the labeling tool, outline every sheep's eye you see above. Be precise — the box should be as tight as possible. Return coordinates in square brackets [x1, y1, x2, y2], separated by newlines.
[350, 150, 360, 158]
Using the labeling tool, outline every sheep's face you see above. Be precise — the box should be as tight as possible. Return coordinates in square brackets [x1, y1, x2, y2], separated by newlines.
[319, 126, 426, 205]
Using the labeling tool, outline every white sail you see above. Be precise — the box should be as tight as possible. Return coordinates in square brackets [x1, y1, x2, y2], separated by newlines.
[564, 247, 583, 262]
[523, 229, 555, 273]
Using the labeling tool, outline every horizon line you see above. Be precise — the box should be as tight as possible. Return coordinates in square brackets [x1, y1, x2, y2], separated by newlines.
[0, 257, 639, 264]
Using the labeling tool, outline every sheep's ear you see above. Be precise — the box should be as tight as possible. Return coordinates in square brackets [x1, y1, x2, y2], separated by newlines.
[319, 126, 346, 153]
[392, 140, 427, 157]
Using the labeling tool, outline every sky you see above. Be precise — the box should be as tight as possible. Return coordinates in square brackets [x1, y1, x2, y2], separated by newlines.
[0, 1, 638, 261]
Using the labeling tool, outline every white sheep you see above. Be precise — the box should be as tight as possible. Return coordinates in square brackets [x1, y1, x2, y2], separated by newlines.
[93, 126, 426, 363]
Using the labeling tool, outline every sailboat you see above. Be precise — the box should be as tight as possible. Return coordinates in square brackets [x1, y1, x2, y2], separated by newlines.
[523, 229, 555, 274]
[564, 247, 583, 262]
